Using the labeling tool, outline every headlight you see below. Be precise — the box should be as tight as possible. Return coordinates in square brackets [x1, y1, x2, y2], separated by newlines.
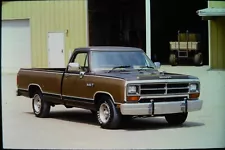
[128, 85, 138, 94]
[189, 84, 197, 92]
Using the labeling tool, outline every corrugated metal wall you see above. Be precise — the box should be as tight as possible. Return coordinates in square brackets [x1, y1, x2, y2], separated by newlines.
[209, 1, 225, 69]
[2, 0, 88, 67]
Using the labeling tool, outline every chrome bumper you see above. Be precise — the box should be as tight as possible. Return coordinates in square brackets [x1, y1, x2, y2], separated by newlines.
[120, 99, 203, 115]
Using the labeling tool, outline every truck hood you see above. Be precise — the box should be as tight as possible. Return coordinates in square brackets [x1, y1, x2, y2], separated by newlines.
[94, 70, 198, 81]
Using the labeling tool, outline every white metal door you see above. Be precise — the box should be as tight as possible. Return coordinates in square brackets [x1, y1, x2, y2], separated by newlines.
[2, 19, 31, 73]
[48, 32, 65, 68]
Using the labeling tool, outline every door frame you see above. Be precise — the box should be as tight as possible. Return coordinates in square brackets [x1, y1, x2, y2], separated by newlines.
[47, 31, 66, 68]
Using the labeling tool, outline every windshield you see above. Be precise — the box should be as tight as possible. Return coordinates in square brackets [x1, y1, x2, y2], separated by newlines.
[91, 51, 156, 71]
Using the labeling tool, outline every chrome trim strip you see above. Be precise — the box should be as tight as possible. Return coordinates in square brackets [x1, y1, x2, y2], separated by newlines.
[124, 84, 127, 102]
[140, 94, 188, 99]
[167, 87, 189, 90]
[62, 95, 94, 101]
[93, 91, 116, 103]
[165, 83, 168, 94]
[93, 91, 122, 104]
[65, 73, 125, 81]
[141, 88, 165, 90]
[139, 93, 190, 97]
[28, 83, 44, 93]
[18, 88, 28, 91]
[43, 92, 61, 96]
[21, 69, 64, 75]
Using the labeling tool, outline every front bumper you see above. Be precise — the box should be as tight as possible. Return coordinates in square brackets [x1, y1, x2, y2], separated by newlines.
[120, 99, 203, 116]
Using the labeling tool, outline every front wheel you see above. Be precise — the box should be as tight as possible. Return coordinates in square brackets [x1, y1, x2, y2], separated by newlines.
[165, 112, 188, 126]
[32, 91, 51, 118]
[97, 96, 121, 129]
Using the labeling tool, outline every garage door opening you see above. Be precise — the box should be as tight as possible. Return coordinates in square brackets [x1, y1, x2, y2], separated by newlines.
[151, 0, 209, 65]
[2, 19, 32, 73]
[88, 0, 208, 65]
[88, 0, 146, 51]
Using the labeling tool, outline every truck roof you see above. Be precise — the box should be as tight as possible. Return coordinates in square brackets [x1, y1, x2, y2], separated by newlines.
[75, 46, 143, 52]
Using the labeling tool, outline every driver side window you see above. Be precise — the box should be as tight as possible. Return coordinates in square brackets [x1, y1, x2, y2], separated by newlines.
[73, 52, 89, 72]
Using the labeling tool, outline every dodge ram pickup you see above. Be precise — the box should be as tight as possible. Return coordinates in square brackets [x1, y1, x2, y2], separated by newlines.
[17, 46, 203, 129]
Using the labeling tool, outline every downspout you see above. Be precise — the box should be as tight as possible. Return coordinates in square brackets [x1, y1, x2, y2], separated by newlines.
[208, 1, 211, 68]
[145, 0, 151, 59]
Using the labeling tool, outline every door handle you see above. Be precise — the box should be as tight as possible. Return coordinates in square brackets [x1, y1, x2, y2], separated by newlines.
[61, 49, 63, 53]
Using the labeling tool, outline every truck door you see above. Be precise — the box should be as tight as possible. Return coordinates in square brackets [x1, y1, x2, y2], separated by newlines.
[62, 51, 94, 107]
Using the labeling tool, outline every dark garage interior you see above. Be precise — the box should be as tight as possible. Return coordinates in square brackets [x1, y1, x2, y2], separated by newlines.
[88, 0, 209, 65]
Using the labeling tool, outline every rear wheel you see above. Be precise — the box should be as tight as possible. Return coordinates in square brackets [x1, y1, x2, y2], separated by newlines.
[165, 112, 188, 126]
[32, 91, 51, 118]
[96, 96, 121, 129]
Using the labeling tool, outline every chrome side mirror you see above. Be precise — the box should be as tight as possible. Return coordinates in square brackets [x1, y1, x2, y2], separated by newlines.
[154, 62, 161, 69]
[68, 62, 80, 72]
[79, 71, 85, 79]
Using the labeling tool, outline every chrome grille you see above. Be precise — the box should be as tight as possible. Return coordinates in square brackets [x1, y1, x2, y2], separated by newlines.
[140, 83, 189, 95]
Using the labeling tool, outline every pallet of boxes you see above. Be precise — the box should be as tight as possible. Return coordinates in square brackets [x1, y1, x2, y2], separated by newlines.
[169, 30, 203, 66]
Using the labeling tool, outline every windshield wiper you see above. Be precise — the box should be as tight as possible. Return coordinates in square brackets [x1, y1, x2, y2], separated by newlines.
[138, 65, 155, 71]
[108, 65, 131, 73]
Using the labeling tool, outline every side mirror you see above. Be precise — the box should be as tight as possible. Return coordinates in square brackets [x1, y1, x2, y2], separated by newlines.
[154, 62, 161, 69]
[68, 62, 80, 72]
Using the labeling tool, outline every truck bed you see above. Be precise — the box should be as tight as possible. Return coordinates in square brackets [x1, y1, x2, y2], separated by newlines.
[17, 68, 66, 99]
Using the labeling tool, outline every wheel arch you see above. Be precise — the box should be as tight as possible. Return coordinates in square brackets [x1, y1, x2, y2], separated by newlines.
[28, 84, 43, 98]
[93, 91, 116, 106]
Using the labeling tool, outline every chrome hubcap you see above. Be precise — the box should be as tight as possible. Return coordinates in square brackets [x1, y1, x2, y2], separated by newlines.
[99, 103, 110, 123]
[33, 94, 41, 114]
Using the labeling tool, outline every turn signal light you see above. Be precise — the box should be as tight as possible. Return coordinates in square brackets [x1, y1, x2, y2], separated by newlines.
[127, 96, 140, 101]
[189, 93, 200, 99]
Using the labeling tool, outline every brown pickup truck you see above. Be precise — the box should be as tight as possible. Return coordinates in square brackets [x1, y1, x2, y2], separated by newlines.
[17, 46, 203, 129]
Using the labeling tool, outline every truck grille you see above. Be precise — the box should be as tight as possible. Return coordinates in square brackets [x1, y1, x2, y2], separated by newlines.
[140, 83, 189, 95]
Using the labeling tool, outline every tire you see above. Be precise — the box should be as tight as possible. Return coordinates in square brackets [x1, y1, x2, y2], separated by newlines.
[165, 112, 188, 126]
[120, 115, 133, 125]
[32, 91, 51, 118]
[194, 52, 203, 66]
[169, 53, 178, 66]
[122, 115, 133, 121]
[97, 96, 122, 129]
